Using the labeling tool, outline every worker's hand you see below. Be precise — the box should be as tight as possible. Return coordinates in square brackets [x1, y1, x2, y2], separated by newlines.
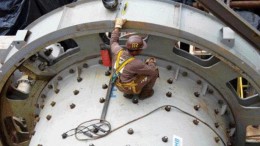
[145, 57, 156, 65]
[115, 18, 127, 28]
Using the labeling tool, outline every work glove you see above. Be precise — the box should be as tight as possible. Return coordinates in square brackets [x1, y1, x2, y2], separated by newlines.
[115, 18, 127, 28]
[145, 57, 156, 65]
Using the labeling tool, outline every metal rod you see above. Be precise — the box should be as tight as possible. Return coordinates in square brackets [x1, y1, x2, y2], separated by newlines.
[230, 1, 260, 9]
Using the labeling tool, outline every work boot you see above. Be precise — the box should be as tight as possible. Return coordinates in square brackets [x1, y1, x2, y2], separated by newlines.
[123, 93, 134, 99]
[138, 89, 154, 100]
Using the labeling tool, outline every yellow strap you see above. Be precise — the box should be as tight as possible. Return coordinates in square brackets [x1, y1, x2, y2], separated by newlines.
[115, 49, 134, 74]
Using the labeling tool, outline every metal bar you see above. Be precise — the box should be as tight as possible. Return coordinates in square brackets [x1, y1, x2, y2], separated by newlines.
[230, 1, 260, 9]
[196, 0, 260, 49]
[100, 77, 114, 121]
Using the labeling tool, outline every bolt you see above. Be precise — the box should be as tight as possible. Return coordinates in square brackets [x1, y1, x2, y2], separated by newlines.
[196, 80, 202, 85]
[41, 94, 46, 99]
[99, 97, 105, 103]
[73, 90, 79, 95]
[166, 65, 172, 70]
[98, 60, 103, 64]
[40, 104, 44, 109]
[69, 69, 75, 74]
[214, 137, 220, 143]
[89, 144, 95, 146]
[182, 71, 188, 77]
[47, 84, 53, 89]
[38, 144, 43, 146]
[214, 109, 219, 115]
[194, 92, 200, 97]
[62, 133, 68, 139]
[38, 62, 47, 71]
[132, 98, 138, 104]
[226, 129, 231, 134]
[57, 76, 63, 81]
[165, 106, 171, 112]
[102, 84, 108, 89]
[162, 136, 168, 142]
[77, 77, 82, 82]
[46, 115, 52, 121]
[44, 48, 53, 56]
[35, 117, 40, 122]
[29, 55, 37, 62]
[83, 63, 88, 68]
[50, 101, 56, 107]
[70, 103, 76, 109]
[105, 70, 111, 76]
[208, 88, 214, 94]
[54, 89, 60, 94]
[127, 128, 134, 135]
[193, 119, 199, 125]
[167, 78, 173, 84]
[215, 122, 219, 128]
[194, 105, 200, 111]
[166, 92, 172, 97]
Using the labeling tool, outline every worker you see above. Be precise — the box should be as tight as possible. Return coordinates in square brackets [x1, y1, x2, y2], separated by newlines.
[110, 18, 159, 100]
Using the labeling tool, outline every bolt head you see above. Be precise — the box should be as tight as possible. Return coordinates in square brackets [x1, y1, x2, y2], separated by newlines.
[208, 88, 214, 94]
[102, 84, 108, 89]
[214, 109, 219, 115]
[194, 105, 200, 111]
[73, 90, 79, 95]
[54, 89, 60, 94]
[83, 63, 89, 68]
[105, 70, 111, 76]
[46, 115, 52, 121]
[70, 103, 76, 109]
[47, 84, 53, 89]
[69, 69, 75, 73]
[57, 76, 63, 81]
[215, 123, 219, 128]
[50, 101, 56, 107]
[166, 65, 172, 70]
[132, 98, 138, 104]
[194, 92, 200, 97]
[127, 128, 134, 135]
[99, 97, 105, 103]
[77, 77, 83, 82]
[196, 80, 202, 85]
[182, 71, 188, 77]
[162, 136, 168, 142]
[193, 119, 199, 125]
[166, 92, 172, 97]
[89, 144, 95, 146]
[165, 106, 171, 112]
[167, 78, 173, 84]
[214, 137, 220, 143]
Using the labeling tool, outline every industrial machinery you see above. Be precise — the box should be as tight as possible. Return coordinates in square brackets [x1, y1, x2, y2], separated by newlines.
[0, 0, 259, 146]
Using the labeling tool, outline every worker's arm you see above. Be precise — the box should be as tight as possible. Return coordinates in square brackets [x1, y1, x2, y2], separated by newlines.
[110, 18, 127, 54]
[129, 59, 158, 77]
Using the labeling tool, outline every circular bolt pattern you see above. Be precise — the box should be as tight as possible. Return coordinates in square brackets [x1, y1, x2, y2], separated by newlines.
[46, 115, 52, 121]
[77, 77, 83, 82]
[167, 78, 173, 84]
[70, 103, 76, 109]
[194, 92, 200, 97]
[196, 80, 202, 85]
[127, 128, 134, 135]
[166, 65, 172, 70]
[83, 63, 89, 68]
[132, 98, 138, 104]
[182, 71, 188, 77]
[214, 137, 220, 143]
[47, 84, 53, 89]
[73, 90, 79, 95]
[69, 69, 75, 74]
[194, 105, 200, 111]
[165, 106, 171, 112]
[215, 122, 219, 128]
[166, 92, 172, 97]
[162, 136, 168, 142]
[57, 76, 63, 81]
[99, 97, 105, 103]
[50, 101, 56, 107]
[102, 84, 108, 89]
[193, 119, 199, 125]
[105, 70, 111, 76]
